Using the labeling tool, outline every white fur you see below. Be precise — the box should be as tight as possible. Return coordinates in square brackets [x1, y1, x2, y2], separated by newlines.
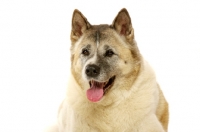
[45, 58, 166, 132]
[82, 52, 98, 81]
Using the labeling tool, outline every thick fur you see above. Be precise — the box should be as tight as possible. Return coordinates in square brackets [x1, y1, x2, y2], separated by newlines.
[47, 8, 169, 132]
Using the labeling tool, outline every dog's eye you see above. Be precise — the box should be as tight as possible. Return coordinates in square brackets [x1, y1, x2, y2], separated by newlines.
[82, 49, 90, 56]
[105, 49, 114, 57]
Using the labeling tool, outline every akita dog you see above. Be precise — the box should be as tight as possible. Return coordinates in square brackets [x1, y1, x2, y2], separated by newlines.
[50, 8, 169, 132]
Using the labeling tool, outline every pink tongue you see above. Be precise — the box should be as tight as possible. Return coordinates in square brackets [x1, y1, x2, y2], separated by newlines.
[86, 83, 104, 102]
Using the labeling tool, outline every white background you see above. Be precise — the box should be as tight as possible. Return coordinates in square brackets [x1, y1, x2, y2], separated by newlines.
[0, 0, 200, 131]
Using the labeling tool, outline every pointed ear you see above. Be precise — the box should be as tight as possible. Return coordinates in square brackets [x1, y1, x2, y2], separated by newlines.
[71, 9, 91, 42]
[112, 8, 134, 40]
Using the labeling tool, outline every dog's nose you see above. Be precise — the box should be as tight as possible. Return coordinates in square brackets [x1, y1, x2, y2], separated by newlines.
[85, 64, 100, 77]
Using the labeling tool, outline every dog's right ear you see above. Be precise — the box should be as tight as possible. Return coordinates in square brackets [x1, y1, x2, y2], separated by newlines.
[71, 9, 91, 43]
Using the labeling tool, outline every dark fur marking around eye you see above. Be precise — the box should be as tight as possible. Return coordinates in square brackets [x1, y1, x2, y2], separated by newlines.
[105, 49, 114, 57]
[82, 44, 91, 56]
[82, 49, 89, 56]
[104, 45, 115, 57]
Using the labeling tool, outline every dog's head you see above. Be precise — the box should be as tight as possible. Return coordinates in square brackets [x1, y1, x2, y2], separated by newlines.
[70, 8, 141, 103]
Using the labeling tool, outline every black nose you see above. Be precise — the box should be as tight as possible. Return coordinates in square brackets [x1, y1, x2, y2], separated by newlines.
[85, 64, 100, 77]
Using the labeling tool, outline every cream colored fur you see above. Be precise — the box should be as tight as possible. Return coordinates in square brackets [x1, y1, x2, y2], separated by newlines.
[55, 58, 168, 132]
[45, 8, 169, 132]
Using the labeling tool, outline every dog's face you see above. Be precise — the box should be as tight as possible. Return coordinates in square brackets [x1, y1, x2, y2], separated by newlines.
[70, 8, 141, 103]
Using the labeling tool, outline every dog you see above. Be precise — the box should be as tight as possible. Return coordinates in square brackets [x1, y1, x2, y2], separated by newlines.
[50, 8, 169, 132]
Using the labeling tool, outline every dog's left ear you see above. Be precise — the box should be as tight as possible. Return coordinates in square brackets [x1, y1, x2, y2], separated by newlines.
[112, 8, 134, 41]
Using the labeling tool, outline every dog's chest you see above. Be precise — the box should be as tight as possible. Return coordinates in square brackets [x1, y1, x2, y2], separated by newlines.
[72, 103, 142, 132]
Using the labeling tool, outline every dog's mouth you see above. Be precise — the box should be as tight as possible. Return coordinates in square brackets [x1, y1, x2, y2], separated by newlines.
[86, 76, 115, 102]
